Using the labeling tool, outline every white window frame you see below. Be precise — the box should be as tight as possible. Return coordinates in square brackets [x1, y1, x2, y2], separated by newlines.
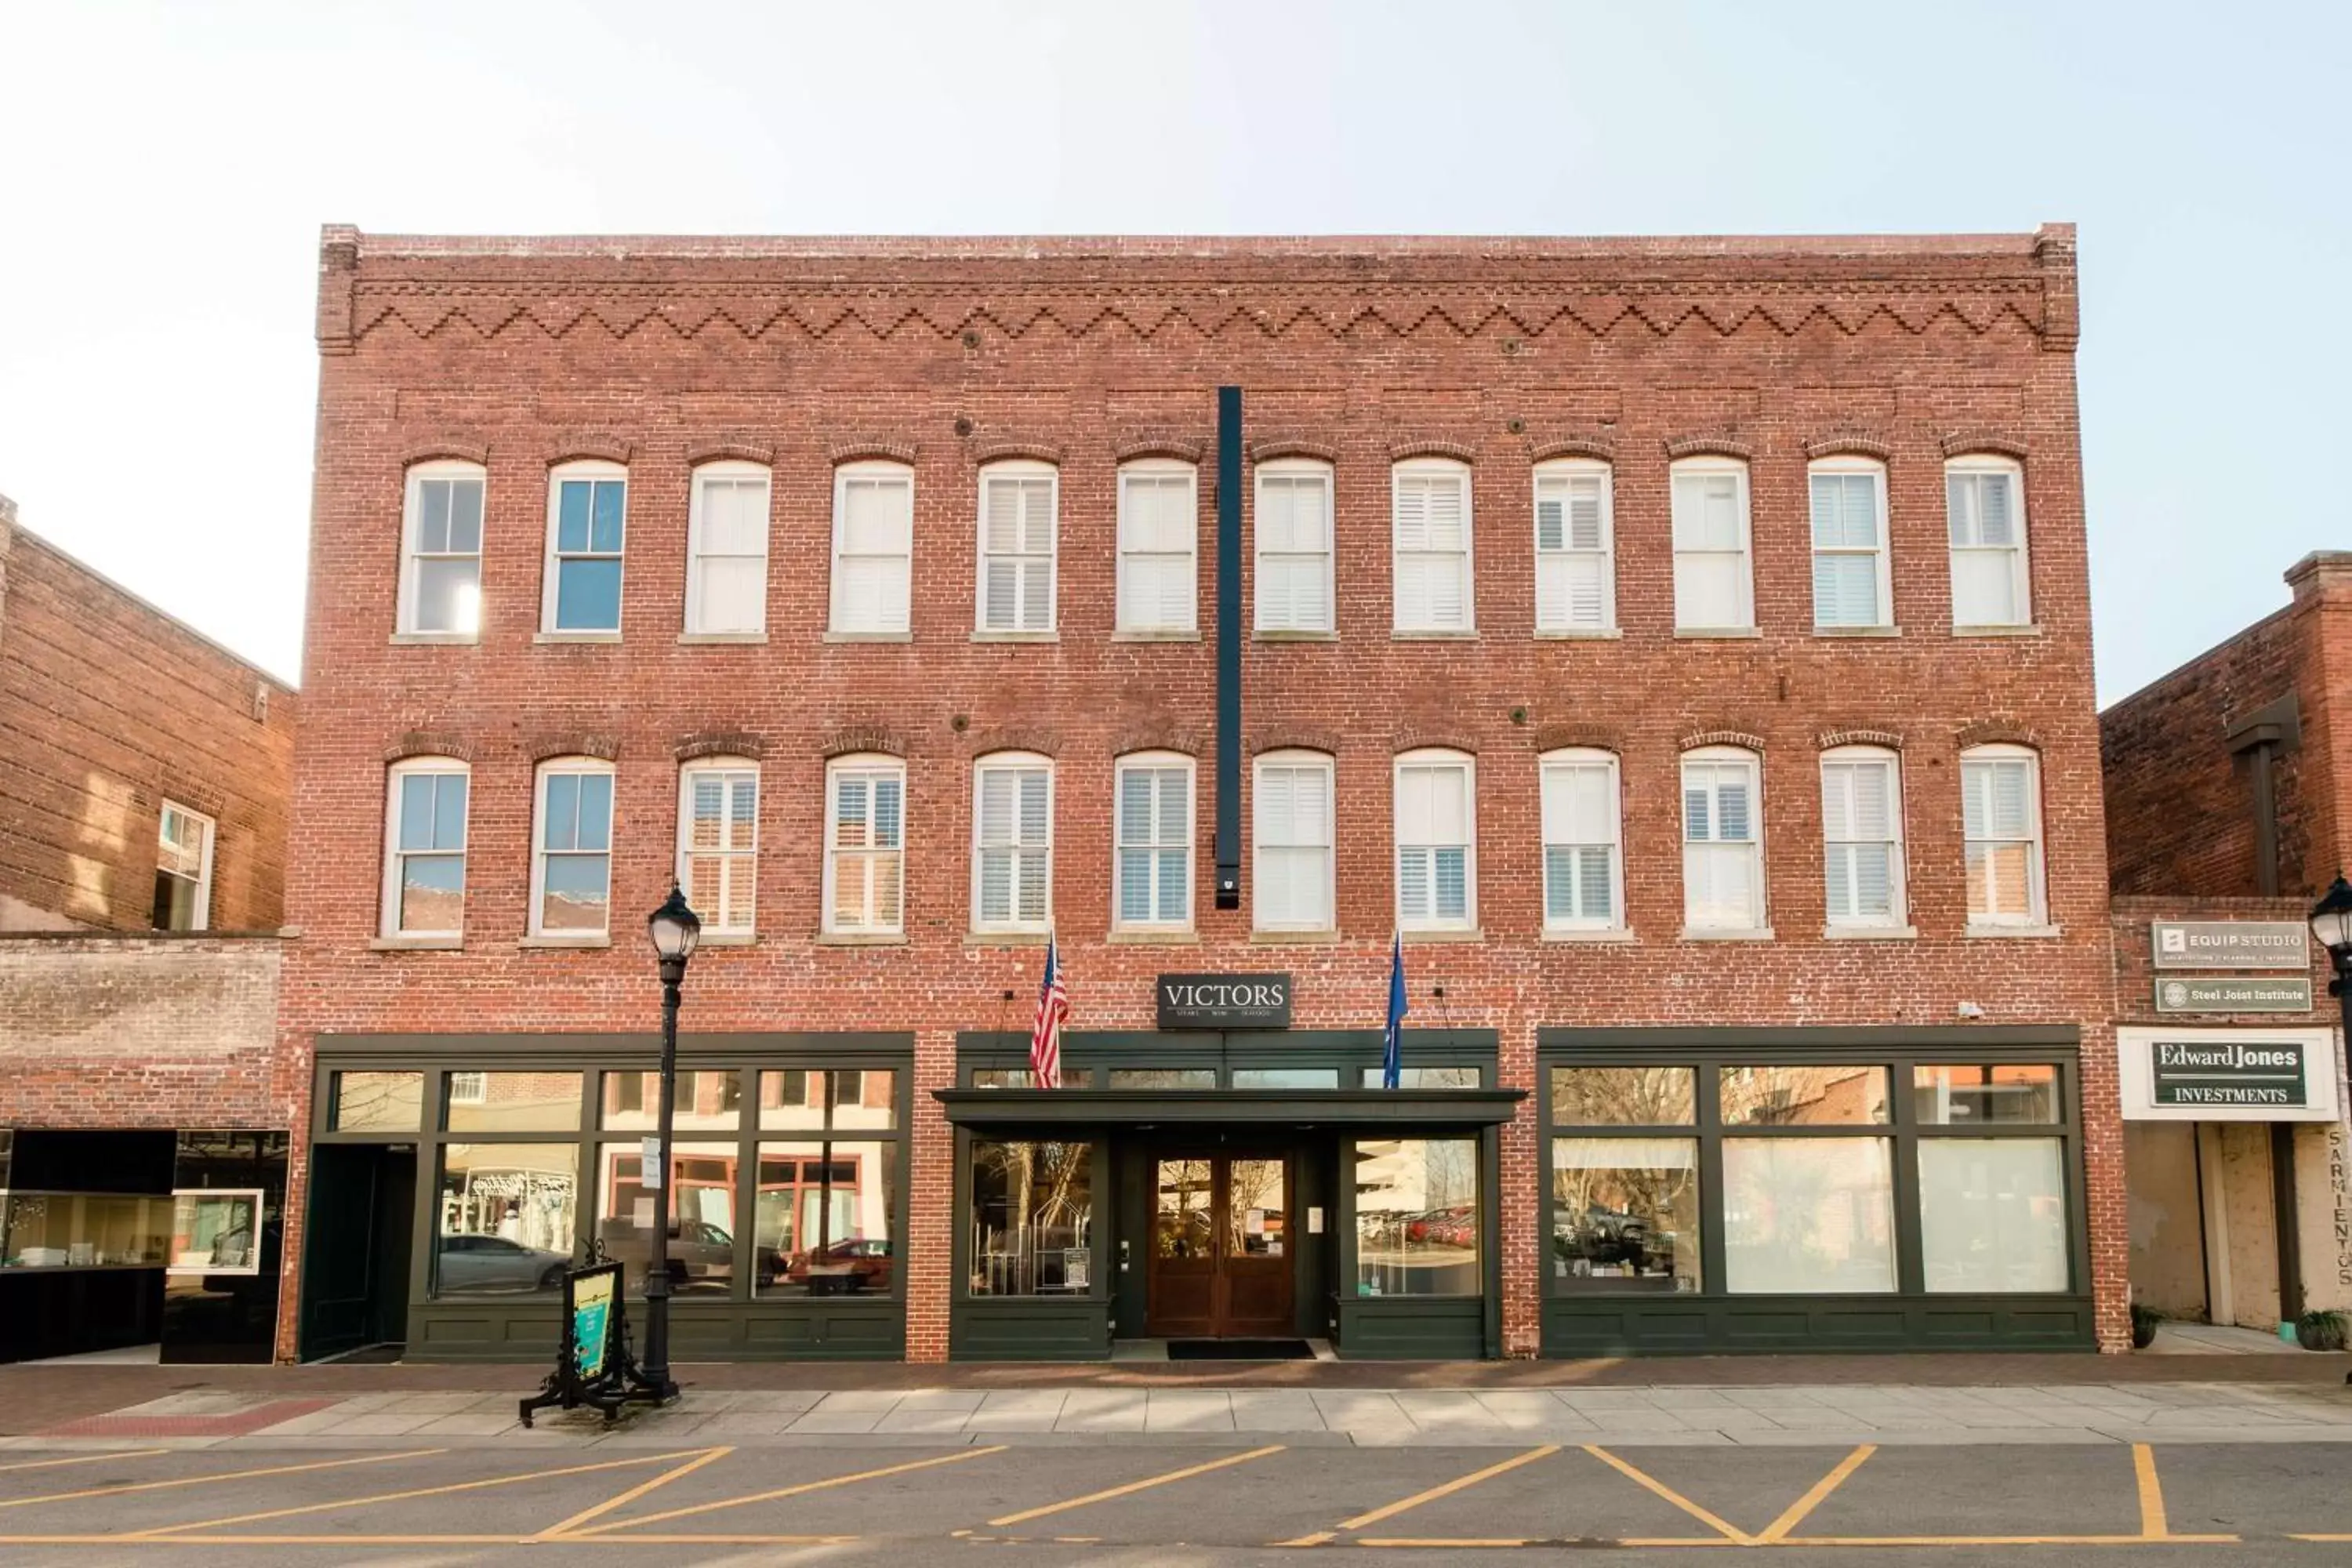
[1115, 461, 1199, 634]
[381, 757, 470, 938]
[1112, 750, 1196, 932]
[529, 757, 616, 938]
[1533, 458, 1615, 633]
[1808, 456, 1893, 630]
[397, 460, 486, 637]
[1540, 747, 1623, 932]
[1252, 750, 1337, 934]
[971, 751, 1054, 933]
[829, 459, 915, 635]
[1392, 748, 1477, 931]
[1670, 456, 1755, 632]
[541, 459, 629, 634]
[683, 460, 771, 636]
[1680, 746, 1766, 932]
[1820, 745, 1907, 929]
[1391, 458, 1475, 634]
[446, 1071, 487, 1105]
[1254, 459, 1336, 634]
[975, 460, 1058, 634]
[823, 753, 908, 937]
[676, 757, 760, 937]
[1961, 743, 2048, 927]
[155, 800, 215, 932]
[1946, 456, 2033, 630]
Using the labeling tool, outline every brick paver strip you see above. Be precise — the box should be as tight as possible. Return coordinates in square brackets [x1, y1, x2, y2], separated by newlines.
[42, 1399, 336, 1439]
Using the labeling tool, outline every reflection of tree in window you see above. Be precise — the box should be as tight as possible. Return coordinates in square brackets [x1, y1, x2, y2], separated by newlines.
[1352, 1138, 1479, 1298]
[1719, 1065, 1889, 1126]
[971, 1141, 1092, 1294]
[1551, 1067, 1694, 1125]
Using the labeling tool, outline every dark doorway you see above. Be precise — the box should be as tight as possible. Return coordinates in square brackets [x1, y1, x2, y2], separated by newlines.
[299, 1143, 416, 1361]
[1146, 1154, 1293, 1338]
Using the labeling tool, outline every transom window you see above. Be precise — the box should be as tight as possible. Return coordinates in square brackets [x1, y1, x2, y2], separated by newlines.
[972, 753, 1052, 931]
[1392, 459, 1473, 633]
[977, 463, 1057, 633]
[826, 756, 906, 936]
[1114, 753, 1192, 930]
[1962, 744, 2046, 926]
[1534, 459, 1613, 632]
[1541, 748, 1621, 931]
[1255, 461, 1334, 633]
[543, 463, 627, 633]
[532, 759, 615, 937]
[1820, 746, 1905, 927]
[383, 759, 469, 938]
[1947, 458, 2031, 628]
[677, 760, 757, 935]
[685, 463, 770, 635]
[154, 801, 214, 931]
[1116, 463, 1198, 633]
[1809, 458, 1891, 629]
[1681, 747, 1762, 931]
[1670, 457, 1754, 630]
[398, 461, 485, 636]
[831, 462, 913, 635]
[1254, 750, 1334, 933]
[1395, 749, 1475, 931]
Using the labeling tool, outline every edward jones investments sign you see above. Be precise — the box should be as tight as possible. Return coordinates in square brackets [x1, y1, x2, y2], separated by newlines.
[2151, 1037, 2309, 1108]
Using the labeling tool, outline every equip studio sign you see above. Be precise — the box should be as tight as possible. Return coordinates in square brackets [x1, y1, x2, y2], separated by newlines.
[2151, 920, 2308, 971]
[2117, 1026, 2339, 1122]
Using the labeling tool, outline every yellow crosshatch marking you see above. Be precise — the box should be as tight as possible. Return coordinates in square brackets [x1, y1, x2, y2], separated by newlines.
[1584, 1444, 1752, 1543]
[0, 1448, 441, 1515]
[534, 1445, 733, 1539]
[575, 1444, 1007, 1535]
[127, 1450, 699, 1537]
[986, 1444, 1285, 1527]
[1755, 1444, 1875, 1544]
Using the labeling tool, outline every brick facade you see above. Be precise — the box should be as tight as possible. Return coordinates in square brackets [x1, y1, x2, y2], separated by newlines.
[282, 226, 2120, 1359]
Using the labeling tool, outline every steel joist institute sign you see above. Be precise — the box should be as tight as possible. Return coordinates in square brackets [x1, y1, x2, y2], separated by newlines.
[2151, 1037, 2310, 1109]
[1158, 973, 1292, 1029]
[2154, 976, 2314, 1014]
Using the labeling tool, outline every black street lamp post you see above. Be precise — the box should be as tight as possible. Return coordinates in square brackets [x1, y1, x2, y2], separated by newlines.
[640, 883, 701, 1403]
[2305, 875, 2352, 1385]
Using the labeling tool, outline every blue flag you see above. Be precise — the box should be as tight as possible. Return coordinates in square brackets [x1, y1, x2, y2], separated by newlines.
[1382, 931, 1406, 1089]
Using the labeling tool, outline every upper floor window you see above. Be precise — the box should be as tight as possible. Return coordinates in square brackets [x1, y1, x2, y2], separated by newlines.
[972, 753, 1052, 931]
[685, 463, 770, 636]
[1114, 752, 1193, 931]
[1541, 748, 1621, 931]
[1116, 463, 1198, 634]
[1961, 744, 2045, 926]
[154, 800, 214, 931]
[1395, 749, 1476, 931]
[1809, 458, 1891, 629]
[532, 758, 615, 937]
[678, 759, 758, 936]
[1392, 459, 1473, 633]
[1671, 458, 1753, 631]
[543, 462, 626, 634]
[831, 461, 913, 635]
[1682, 747, 1763, 931]
[383, 759, 468, 938]
[825, 754, 906, 936]
[1256, 460, 1334, 634]
[1820, 746, 1905, 928]
[398, 462, 485, 637]
[977, 462, 1057, 634]
[1254, 750, 1334, 933]
[1947, 458, 2031, 628]
[1534, 459, 1613, 633]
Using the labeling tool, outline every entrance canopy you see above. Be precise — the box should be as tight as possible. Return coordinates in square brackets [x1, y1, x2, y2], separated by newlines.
[935, 1087, 1523, 1128]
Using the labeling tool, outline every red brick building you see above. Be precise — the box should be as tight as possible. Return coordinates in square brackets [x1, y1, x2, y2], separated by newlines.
[279, 224, 2121, 1363]
[0, 493, 299, 1362]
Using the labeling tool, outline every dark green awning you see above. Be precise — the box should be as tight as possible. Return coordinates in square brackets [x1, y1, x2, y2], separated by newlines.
[934, 1087, 1524, 1128]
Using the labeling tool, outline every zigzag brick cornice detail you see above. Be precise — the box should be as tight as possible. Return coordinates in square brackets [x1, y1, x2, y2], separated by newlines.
[1819, 728, 1905, 751]
[673, 730, 764, 761]
[529, 733, 620, 763]
[1112, 435, 1205, 464]
[546, 434, 632, 466]
[401, 439, 489, 468]
[1389, 438, 1477, 464]
[971, 440, 1063, 466]
[384, 731, 474, 763]
[1249, 438, 1338, 465]
[820, 726, 904, 759]
[1532, 723, 1622, 754]
[829, 440, 917, 466]
[1942, 430, 2031, 460]
[1665, 434, 1754, 462]
[1530, 436, 1616, 463]
[684, 438, 775, 466]
[1804, 432, 1895, 462]
[1681, 728, 1767, 753]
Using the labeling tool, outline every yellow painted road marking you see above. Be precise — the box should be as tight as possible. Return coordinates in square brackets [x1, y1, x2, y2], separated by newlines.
[535, 1444, 733, 1539]
[1274, 1444, 1559, 1545]
[1583, 1444, 1751, 1544]
[0, 1533, 859, 1546]
[0, 1450, 169, 1474]
[1755, 1443, 1875, 1544]
[1788, 1533, 2239, 1547]
[579, 1444, 1007, 1534]
[1356, 1538, 1738, 1549]
[0, 1448, 441, 1514]
[987, 1444, 1284, 1528]
[2132, 1442, 2169, 1538]
[130, 1449, 691, 1537]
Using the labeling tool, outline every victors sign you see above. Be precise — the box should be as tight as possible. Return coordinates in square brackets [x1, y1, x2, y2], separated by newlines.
[1157, 974, 1293, 1029]
[2151, 1037, 2309, 1108]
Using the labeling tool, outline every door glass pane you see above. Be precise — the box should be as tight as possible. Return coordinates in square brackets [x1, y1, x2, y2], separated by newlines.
[1918, 1137, 2069, 1293]
[443, 1073, 581, 1132]
[756, 1141, 898, 1298]
[1552, 1137, 1700, 1294]
[1153, 1159, 1214, 1259]
[601, 1070, 741, 1131]
[1718, 1065, 1889, 1126]
[434, 1144, 578, 1297]
[1911, 1065, 2060, 1124]
[1551, 1067, 1695, 1126]
[1352, 1137, 1480, 1297]
[1721, 1137, 1896, 1294]
[594, 1141, 738, 1297]
[331, 1071, 423, 1132]
[1225, 1160, 1287, 1258]
[968, 1140, 1092, 1295]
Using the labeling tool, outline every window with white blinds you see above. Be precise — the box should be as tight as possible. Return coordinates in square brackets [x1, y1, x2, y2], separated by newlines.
[826, 756, 905, 935]
[1114, 753, 1192, 929]
[1820, 747, 1905, 927]
[1671, 459, 1753, 631]
[1961, 745, 2045, 925]
[678, 760, 759, 935]
[977, 464, 1057, 633]
[1116, 464, 1197, 633]
[1947, 459, 2031, 627]
[1541, 749, 1621, 930]
[1534, 460, 1613, 633]
[1682, 748, 1763, 931]
[399, 462, 485, 637]
[1255, 463, 1334, 633]
[1395, 750, 1476, 930]
[1392, 461, 1473, 633]
[1809, 460, 1890, 629]
[1254, 751, 1334, 932]
[685, 463, 771, 635]
[830, 462, 913, 634]
[972, 754, 1053, 931]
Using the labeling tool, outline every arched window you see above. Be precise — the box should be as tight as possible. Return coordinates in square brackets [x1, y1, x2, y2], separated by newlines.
[684, 459, 771, 637]
[398, 460, 485, 637]
[1116, 461, 1199, 634]
[1534, 459, 1613, 633]
[532, 756, 615, 938]
[1960, 743, 2045, 925]
[1670, 457, 1752, 632]
[1820, 746, 1905, 928]
[972, 751, 1053, 931]
[1112, 751, 1194, 931]
[1540, 747, 1621, 931]
[1681, 746, 1763, 931]
[1395, 747, 1476, 931]
[1809, 456, 1891, 630]
[1253, 750, 1334, 933]
[1947, 456, 2031, 629]
[678, 756, 759, 935]
[1392, 458, 1473, 633]
[383, 757, 470, 938]
[831, 459, 913, 636]
[975, 460, 1058, 634]
[825, 753, 906, 936]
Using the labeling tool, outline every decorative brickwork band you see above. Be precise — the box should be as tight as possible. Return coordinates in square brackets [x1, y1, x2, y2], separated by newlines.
[1956, 719, 2041, 750]
[1112, 435, 1204, 464]
[1394, 730, 1478, 756]
[528, 733, 621, 763]
[546, 434, 633, 466]
[1803, 433, 1894, 462]
[401, 440, 490, 468]
[673, 731, 764, 762]
[315, 223, 359, 354]
[829, 440, 918, 466]
[1388, 438, 1477, 464]
[1248, 437, 1338, 465]
[971, 440, 1063, 466]
[2034, 222, 2080, 354]
[972, 728, 1061, 759]
[384, 731, 475, 764]
[1112, 725, 1203, 758]
[1818, 728, 1904, 751]
[1251, 728, 1341, 758]
[684, 438, 776, 466]
[1532, 722, 1622, 754]
[820, 726, 906, 759]
[1941, 430, 2030, 460]
[1681, 728, 1767, 753]
[1664, 434, 1754, 462]
[1529, 435, 1616, 463]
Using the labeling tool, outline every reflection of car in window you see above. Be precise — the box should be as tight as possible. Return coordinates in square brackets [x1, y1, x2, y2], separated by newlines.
[759, 1236, 894, 1294]
[437, 1232, 571, 1293]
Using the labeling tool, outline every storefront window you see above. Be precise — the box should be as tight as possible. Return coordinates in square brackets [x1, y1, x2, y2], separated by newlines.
[1109, 1069, 1218, 1090]
[968, 1140, 1092, 1295]
[332, 1071, 423, 1132]
[595, 1141, 738, 1296]
[1552, 1066, 1694, 1125]
[603, 1070, 742, 1131]
[169, 1190, 261, 1274]
[1551, 1138, 1698, 1293]
[1353, 1137, 1479, 1297]
[757, 1141, 898, 1296]
[1360, 1065, 1483, 1088]
[1721, 1137, 1895, 1294]
[1913, 1064, 2059, 1125]
[436, 1143, 578, 1295]
[1232, 1068, 1341, 1090]
[1719, 1065, 1889, 1127]
[759, 1070, 898, 1131]
[971, 1067, 1093, 1089]
[1919, 1138, 2068, 1292]
[444, 1073, 582, 1133]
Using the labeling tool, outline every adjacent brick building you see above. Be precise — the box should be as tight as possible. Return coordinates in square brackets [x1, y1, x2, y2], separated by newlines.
[280, 223, 2121, 1365]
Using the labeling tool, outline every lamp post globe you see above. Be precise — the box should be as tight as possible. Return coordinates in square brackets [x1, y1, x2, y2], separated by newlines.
[637, 883, 700, 1404]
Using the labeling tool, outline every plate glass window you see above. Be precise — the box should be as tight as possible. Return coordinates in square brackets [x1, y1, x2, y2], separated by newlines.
[383, 760, 468, 937]
[544, 463, 626, 633]
[1809, 460, 1891, 628]
[1947, 459, 2031, 626]
[1552, 1066, 1696, 1126]
[685, 463, 769, 635]
[399, 462, 484, 635]
[1918, 1137, 2068, 1292]
[1253, 751, 1334, 932]
[1255, 462, 1334, 633]
[533, 760, 614, 935]
[1541, 749, 1621, 930]
[153, 801, 213, 931]
[1116, 463, 1197, 633]
[1553, 1138, 1700, 1293]
[435, 1143, 579, 1297]
[1913, 1064, 2060, 1124]
[1719, 1065, 1890, 1126]
[1670, 458, 1753, 630]
[1353, 1138, 1480, 1297]
[1534, 459, 1613, 631]
[1961, 745, 2045, 924]
[978, 463, 1056, 633]
[825, 757, 905, 936]
[1821, 746, 1904, 927]
[1114, 753, 1192, 930]
[1722, 1137, 1897, 1293]
[1392, 460, 1473, 633]
[973, 754, 1052, 931]
[1681, 748, 1762, 930]
[968, 1140, 1092, 1295]
[678, 761, 757, 935]
[831, 463, 913, 634]
[1395, 750, 1475, 930]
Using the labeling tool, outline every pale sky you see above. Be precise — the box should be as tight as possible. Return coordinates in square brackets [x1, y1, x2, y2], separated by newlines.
[1, 0, 2341, 701]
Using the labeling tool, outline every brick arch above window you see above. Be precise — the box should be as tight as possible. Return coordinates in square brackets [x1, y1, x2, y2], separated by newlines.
[684, 437, 775, 466]
[1112, 724, 1202, 757]
[153, 779, 229, 818]
[1251, 726, 1342, 758]
[1112, 434, 1204, 464]
[674, 730, 765, 762]
[1956, 719, 2042, 750]
[401, 439, 489, 468]
[528, 731, 620, 764]
[1942, 430, 2031, 460]
[820, 725, 906, 759]
[972, 440, 1063, 466]
[1680, 728, 1767, 753]
[1392, 728, 1478, 757]
[1818, 727, 1905, 751]
[1803, 431, 1895, 462]
[829, 438, 918, 466]
[545, 434, 633, 466]
[1388, 437, 1477, 464]
[1528, 434, 1616, 463]
[1664, 433, 1754, 462]
[1532, 722, 1622, 755]
[970, 724, 1061, 758]
[384, 730, 475, 764]
[1248, 437, 1338, 465]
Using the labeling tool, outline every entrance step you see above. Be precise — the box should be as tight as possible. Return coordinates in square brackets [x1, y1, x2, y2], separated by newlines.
[1167, 1338, 1315, 1361]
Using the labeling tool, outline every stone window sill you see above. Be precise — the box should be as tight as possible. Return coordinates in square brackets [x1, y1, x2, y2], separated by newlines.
[1965, 922, 2063, 939]
[1675, 626, 1762, 640]
[1392, 629, 1479, 641]
[966, 929, 1051, 946]
[370, 935, 463, 951]
[824, 630, 913, 643]
[1403, 927, 1484, 943]
[815, 931, 909, 946]
[696, 931, 757, 946]
[1536, 626, 1623, 640]
[971, 630, 1059, 644]
[518, 934, 612, 949]
[1250, 928, 1340, 945]
[1679, 925, 1777, 942]
[1823, 924, 1918, 941]
[1254, 629, 1338, 642]
[1105, 929, 1200, 945]
[389, 631, 478, 647]
[1815, 624, 1901, 638]
[533, 630, 622, 645]
[1112, 630, 1201, 643]
[677, 630, 768, 645]
[1543, 927, 1636, 944]
[1955, 622, 2044, 638]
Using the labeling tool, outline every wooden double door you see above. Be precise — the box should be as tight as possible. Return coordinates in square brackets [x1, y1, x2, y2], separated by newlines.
[1145, 1154, 1294, 1338]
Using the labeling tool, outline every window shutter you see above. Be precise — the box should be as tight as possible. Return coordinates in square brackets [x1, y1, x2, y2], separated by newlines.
[837, 477, 913, 633]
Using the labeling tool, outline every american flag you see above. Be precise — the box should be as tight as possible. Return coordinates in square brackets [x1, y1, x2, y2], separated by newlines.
[1029, 931, 1069, 1089]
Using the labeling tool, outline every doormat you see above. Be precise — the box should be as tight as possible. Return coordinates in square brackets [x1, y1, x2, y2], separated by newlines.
[1166, 1338, 1314, 1361]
